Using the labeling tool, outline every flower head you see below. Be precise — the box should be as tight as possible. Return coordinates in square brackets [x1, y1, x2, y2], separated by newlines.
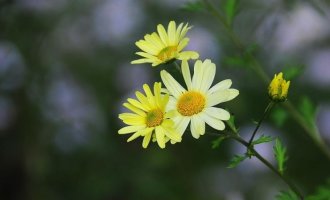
[268, 72, 290, 102]
[160, 59, 239, 140]
[131, 21, 199, 67]
[118, 82, 181, 149]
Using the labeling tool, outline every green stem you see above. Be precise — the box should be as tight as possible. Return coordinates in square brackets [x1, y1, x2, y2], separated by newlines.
[229, 134, 304, 200]
[203, 0, 330, 159]
[173, 61, 182, 74]
[248, 101, 275, 146]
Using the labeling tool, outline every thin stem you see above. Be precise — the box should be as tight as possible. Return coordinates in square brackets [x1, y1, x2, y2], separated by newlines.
[248, 101, 275, 146]
[229, 135, 304, 200]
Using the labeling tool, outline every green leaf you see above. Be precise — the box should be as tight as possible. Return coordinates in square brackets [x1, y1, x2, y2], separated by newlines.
[252, 135, 274, 145]
[276, 190, 299, 200]
[226, 115, 238, 134]
[227, 154, 247, 168]
[273, 138, 288, 175]
[181, 1, 205, 12]
[224, 0, 240, 25]
[212, 135, 226, 149]
[271, 107, 289, 127]
[298, 96, 316, 127]
[282, 64, 305, 80]
[307, 179, 330, 200]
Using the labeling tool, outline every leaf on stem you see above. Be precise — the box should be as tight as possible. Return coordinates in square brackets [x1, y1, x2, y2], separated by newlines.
[181, 1, 205, 12]
[252, 135, 274, 145]
[273, 138, 288, 175]
[227, 154, 247, 168]
[212, 135, 227, 149]
[276, 190, 299, 200]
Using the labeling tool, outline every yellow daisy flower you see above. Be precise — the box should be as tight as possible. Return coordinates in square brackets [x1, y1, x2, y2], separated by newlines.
[118, 82, 181, 148]
[160, 59, 239, 139]
[131, 21, 199, 67]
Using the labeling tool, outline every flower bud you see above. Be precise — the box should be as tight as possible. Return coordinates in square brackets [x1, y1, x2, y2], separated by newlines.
[268, 72, 290, 102]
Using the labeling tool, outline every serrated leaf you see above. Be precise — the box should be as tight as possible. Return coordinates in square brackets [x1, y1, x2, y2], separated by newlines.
[298, 96, 316, 127]
[226, 115, 238, 134]
[252, 135, 274, 145]
[273, 138, 288, 175]
[282, 64, 305, 80]
[212, 135, 226, 149]
[276, 190, 299, 200]
[225, 0, 240, 25]
[227, 154, 247, 168]
[181, 1, 205, 12]
[271, 107, 289, 127]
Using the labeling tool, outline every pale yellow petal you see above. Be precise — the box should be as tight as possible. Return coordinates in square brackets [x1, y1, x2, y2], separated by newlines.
[155, 126, 166, 148]
[177, 38, 189, 51]
[177, 51, 199, 60]
[205, 107, 230, 121]
[174, 116, 190, 136]
[123, 103, 146, 117]
[206, 90, 230, 107]
[136, 40, 158, 55]
[167, 21, 176, 45]
[142, 131, 152, 148]
[190, 115, 205, 138]
[181, 60, 192, 90]
[191, 60, 203, 91]
[157, 24, 169, 45]
[118, 125, 145, 134]
[200, 113, 225, 130]
[207, 79, 232, 95]
[160, 70, 186, 99]
[200, 60, 216, 93]
[127, 98, 148, 111]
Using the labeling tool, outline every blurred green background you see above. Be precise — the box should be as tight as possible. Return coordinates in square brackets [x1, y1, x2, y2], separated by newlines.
[1, 0, 330, 199]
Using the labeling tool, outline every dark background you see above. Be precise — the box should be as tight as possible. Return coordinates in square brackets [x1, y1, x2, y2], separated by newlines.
[1, 0, 330, 199]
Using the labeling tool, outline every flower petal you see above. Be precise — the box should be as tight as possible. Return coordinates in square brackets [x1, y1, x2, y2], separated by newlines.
[181, 60, 192, 90]
[200, 59, 216, 93]
[205, 107, 230, 121]
[118, 125, 145, 134]
[191, 60, 203, 90]
[208, 79, 232, 95]
[155, 126, 166, 148]
[123, 103, 146, 117]
[160, 70, 186, 98]
[207, 90, 230, 107]
[167, 21, 177, 45]
[190, 115, 205, 139]
[200, 113, 225, 130]
[177, 51, 199, 60]
[142, 131, 153, 148]
[157, 24, 169, 45]
[174, 116, 190, 136]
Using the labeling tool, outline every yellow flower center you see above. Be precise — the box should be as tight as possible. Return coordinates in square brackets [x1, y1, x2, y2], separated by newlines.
[157, 46, 177, 62]
[177, 91, 206, 116]
[146, 109, 164, 127]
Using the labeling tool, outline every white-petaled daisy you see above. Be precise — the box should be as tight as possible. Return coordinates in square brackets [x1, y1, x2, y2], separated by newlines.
[118, 82, 181, 148]
[131, 21, 199, 67]
[160, 59, 239, 139]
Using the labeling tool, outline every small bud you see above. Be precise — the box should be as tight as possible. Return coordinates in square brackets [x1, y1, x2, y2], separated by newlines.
[268, 72, 290, 102]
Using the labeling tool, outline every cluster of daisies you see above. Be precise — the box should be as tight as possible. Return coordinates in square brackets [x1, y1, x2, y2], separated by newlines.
[118, 21, 239, 149]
